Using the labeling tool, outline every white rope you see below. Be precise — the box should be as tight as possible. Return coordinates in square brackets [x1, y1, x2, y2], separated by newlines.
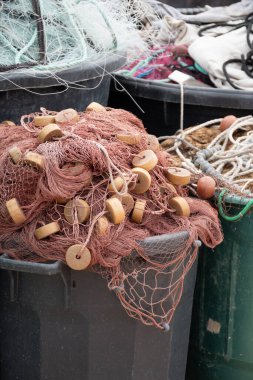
[158, 118, 223, 174]
[179, 82, 184, 132]
[94, 141, 129, 196]
[158, 115, 253, 193]
[81, 210, 106, 247]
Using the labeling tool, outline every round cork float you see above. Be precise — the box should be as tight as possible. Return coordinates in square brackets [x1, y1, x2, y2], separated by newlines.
[38, 124, 64, 143]
[86, 102, 106, 112]
[169, 197, 190, 217]
[197, 176, 216, 199]
[95, 216, 109, 236]
[34, 115, 56, 127]
[34, 222, 60, 240]
[132, 150, 158, 171]
[166, 167, 191, 186]
[64, 199, 90, 224]
[112, 193, 134, 213]
[55, 197, 70, 205]
[147, 134, 160, 152]
[2, 120, 16, 127]
[6, 198, 26, 225]
[108, 176, 124, 192]
[55, 108, 79, 124]
[23, 152, 44, 171]
[131, 168, 151, 194]
[117, 133, 141, 145]
[105, 197, 125, 224]
[220, 115, 237, 132]
[9, 146, 22, 164]
[66, 245, 91, 270]
[132, 199, 146, 224]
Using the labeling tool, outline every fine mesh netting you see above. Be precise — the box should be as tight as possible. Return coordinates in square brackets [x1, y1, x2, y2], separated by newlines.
[0, 0, 164, 75]
[0, 107, 223, 329]
[0, 0, 118, 71]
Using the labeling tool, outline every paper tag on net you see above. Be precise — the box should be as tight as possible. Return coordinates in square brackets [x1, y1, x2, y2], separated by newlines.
[168, 70, 192, 84]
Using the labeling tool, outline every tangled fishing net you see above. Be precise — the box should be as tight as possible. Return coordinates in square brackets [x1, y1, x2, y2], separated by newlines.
[0, 105, 223, 329]
[0, 0, 160, 76]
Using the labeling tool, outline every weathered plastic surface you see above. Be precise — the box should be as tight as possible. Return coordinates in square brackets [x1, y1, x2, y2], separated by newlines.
[0, 232, 199, 380]
[109, 75, 253, 136]
[0, 53, 125, 123]
[187, 199, 253, 380]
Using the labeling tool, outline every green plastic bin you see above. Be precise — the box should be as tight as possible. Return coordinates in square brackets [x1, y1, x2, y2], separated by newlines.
[187, 194, 253, 380]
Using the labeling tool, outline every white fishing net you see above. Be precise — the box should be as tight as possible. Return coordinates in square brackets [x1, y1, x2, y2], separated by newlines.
[0, 0, 159, 75]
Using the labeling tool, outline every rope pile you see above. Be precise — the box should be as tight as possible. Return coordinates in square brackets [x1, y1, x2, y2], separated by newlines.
[160, 115, 253, 196]
[0, 105, 222, 329]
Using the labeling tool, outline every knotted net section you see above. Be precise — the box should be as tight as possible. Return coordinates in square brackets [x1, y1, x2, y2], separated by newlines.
[0, 107, 223, 329]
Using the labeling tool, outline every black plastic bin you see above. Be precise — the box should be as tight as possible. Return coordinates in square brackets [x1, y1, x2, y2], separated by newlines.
[0, 53, 125, 123]
[109, 76, 253, 136]
[0, 232, 200, 380]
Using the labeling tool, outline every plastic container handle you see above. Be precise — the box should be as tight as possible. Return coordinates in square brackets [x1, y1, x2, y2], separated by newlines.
[0, 234, 202, 274]
[0, 254, 64, 275]
[218, 189, 253, 221]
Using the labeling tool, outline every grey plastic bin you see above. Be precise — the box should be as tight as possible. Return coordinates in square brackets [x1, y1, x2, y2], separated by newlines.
[0, 53, 125, 123]
[0, 231, 199, 380]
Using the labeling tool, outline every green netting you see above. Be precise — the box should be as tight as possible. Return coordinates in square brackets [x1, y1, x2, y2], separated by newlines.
[0, 0, 149, 74]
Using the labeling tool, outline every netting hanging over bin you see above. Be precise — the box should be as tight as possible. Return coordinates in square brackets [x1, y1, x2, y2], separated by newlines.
[0, 107, 223, 329]
[0, 0, 163, 75]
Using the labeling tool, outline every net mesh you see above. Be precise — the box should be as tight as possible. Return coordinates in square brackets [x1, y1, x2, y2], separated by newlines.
[0, 0, 163, 76]
[0, 107, 223, 329]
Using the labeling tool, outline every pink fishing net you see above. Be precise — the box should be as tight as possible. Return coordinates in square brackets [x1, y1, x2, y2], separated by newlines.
[0, 107, 223, 329]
